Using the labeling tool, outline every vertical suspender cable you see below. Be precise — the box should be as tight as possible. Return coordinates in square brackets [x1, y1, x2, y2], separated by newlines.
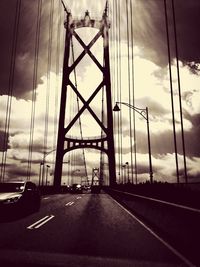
[69, 58, 73, 184]
[70, 37, 79, 184]
[118, 0, 123, 184]
[27, 0, 42, 181]
[0, 0, 22, 182]
[100, 86, 105, 186]
[71, 38, 88, 181]
[53, 0, 62, 176]
[42, 0, 54, 186]
[112, 0, 116, 103]
[111, 0, 118, 181]
[110, 0, 114, 103]
[130, 0, 137, 184]
[171, 0, 187, 183]
[115, 0, 121, 183]
[164, 0, 179, 183]
[44, 0, 54, 161]
[72, 88, 75, 182]
[125, 0, 133, 183]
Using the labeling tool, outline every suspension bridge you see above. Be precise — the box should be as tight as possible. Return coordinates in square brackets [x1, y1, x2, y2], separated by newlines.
[0, 0, 193, 189]
[0, 1, 200, 266]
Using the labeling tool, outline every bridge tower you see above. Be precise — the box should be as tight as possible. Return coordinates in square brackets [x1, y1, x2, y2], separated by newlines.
[54, 3, 116, 189]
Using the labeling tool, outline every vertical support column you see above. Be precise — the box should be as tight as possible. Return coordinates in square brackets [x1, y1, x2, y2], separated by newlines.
[54, 12, 71, 190]
[146, 107, 153, 184]
[103, 12, 116, 187]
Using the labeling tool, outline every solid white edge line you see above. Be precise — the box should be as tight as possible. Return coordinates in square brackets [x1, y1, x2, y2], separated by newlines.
[111, 197, 195, 267]
[112, 189, 200, 214]
[27, 215, 54, 230]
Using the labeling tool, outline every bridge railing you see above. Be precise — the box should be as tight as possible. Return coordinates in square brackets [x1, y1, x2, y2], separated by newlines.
[106, 186, 200, 266]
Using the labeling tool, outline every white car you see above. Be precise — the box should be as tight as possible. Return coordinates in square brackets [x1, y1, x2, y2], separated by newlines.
[0, 181, 41, 217]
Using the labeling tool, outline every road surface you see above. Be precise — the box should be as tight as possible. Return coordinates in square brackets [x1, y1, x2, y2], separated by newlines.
[0, 192, 192, 266]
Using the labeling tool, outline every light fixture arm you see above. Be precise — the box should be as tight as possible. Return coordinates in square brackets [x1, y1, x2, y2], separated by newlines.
[115, 102, 147, 120]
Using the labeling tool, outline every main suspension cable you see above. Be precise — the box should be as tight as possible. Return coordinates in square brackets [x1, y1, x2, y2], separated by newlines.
[27, 0, 42, 181]
[126, 0, 134, 183]
[53, 0, 62, 176]
[44, 0, 54, 158]
[164, 0, 179, 183]
[0, 0, 22, 182]
[130, 0, 137, 184]
[171, 0, 187, 183]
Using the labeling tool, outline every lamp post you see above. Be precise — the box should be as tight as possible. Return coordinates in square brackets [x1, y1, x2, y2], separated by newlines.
[40, 148, 56, 187]
[113, 102, 153, 184]
[62, 160, 70, 185]
[39, 162, 44, 186]
[126, 162, 130, 183]
[122, 164, 126, 184]
[46, 165, 50, 186]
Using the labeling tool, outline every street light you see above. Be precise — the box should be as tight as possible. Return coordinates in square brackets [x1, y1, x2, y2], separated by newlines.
[46, 165, 50, 186]
[39, 162, 44, 186]
[125, 162, 130, 183]
[113, 102, 153, 184]
[122, 164, 126, 184]
[39, 148, 56, 187]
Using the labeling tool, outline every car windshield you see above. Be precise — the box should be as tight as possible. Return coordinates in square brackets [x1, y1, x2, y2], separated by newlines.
[0, 183, 25, 193]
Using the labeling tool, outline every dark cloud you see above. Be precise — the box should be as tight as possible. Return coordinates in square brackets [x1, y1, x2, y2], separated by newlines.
[136, 123, 200, 158]
[0, 131, 9, 151]
[0, 0, 62, 99]
[183, 126, 200, 157]
[6, 164, 37, 179]
[0, 1, 199, 100]
[184, 111, 200, 128]
[135, 97, 169, 116]
[135, 130, 174, 155]
[118, 0, 200, 67]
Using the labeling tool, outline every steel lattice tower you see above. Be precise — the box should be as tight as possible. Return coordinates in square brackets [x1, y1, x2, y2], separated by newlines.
[54, 4, 116, 189]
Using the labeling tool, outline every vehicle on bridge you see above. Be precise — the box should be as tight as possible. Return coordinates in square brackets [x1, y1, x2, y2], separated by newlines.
[0, 181, 41, 216]
[70, 183, 83, 194]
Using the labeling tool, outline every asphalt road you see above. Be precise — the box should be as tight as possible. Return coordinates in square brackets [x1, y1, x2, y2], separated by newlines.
[0, 192, 191, 267]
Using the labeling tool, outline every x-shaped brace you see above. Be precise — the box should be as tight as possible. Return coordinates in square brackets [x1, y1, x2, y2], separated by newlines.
[65, 29, 107, 135]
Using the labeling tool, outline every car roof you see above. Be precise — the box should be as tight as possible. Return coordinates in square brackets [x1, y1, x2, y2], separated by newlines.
[1, 181, 25, 184]
[0, 181, 35, 185]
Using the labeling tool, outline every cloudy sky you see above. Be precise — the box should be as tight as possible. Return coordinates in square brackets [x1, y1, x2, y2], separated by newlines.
[0, 0, 200, 185]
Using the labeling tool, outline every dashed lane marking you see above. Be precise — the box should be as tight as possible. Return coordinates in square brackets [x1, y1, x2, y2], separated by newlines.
[27, 215, 55, 230]
[65, 201, 74, 206]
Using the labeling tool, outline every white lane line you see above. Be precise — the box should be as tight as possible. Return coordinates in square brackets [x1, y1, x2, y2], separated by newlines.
[27, 215, 54, 230]
[76, 196, 82, 199]
[111, 197, 195, 267]
[65, 201, 74, 206]
[112, 189, 200, 214]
